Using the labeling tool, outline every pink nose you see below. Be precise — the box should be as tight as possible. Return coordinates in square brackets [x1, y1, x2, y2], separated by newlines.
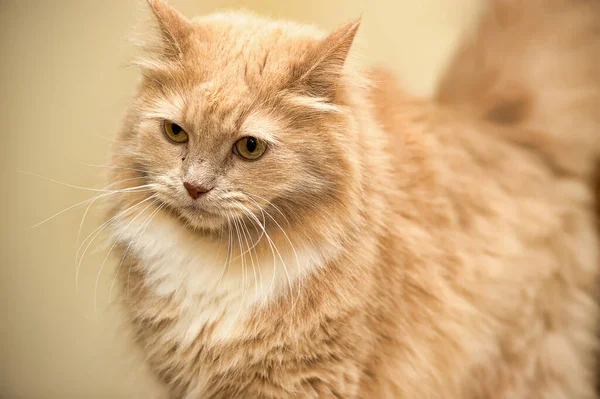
[183, 182, 212, 200]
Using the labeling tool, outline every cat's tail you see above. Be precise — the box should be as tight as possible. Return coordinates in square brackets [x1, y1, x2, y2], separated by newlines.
[436, 0, 600, 178]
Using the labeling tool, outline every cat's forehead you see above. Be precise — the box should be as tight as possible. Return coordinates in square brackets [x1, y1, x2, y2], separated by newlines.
[166, 78, 280, 144]
[162, 14, 323, 131]
[187, 12, 323, 78]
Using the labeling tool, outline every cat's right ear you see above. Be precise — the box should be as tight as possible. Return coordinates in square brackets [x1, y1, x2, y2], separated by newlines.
[291, 18, 361, 101]
[144, 0, 194, 59]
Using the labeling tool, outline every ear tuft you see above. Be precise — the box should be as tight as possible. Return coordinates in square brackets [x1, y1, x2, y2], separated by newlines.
[145, 0, 193, 58]
[294, 17, 362, 100]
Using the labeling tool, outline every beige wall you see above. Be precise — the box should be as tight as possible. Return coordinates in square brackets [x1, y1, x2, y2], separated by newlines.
[0, 0, 481, 397]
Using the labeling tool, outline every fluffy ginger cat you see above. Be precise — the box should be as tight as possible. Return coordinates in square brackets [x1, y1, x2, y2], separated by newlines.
[106, 0, 600, 397]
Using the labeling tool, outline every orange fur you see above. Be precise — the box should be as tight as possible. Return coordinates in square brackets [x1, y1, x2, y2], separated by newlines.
[107, 0, 600, 397]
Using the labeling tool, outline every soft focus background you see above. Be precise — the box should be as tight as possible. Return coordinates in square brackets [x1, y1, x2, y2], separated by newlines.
[0, 0, 482, 397]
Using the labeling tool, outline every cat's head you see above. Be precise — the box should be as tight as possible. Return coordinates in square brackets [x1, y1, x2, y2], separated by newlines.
[111, 0, 365, 239]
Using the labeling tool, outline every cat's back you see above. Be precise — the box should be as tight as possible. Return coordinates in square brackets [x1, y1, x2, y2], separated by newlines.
[365, 67, 599, 398]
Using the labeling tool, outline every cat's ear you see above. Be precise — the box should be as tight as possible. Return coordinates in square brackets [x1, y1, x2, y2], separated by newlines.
[145, 0, 194, 58]
[293, 18, 361, 100]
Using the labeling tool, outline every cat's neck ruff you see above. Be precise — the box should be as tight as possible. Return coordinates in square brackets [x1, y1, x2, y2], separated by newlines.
[112, 208, 333, 345]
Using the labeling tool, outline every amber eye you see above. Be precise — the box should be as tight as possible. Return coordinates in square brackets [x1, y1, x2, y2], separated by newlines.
[163, 121, 189, 143]
[234, 137, 267, 160]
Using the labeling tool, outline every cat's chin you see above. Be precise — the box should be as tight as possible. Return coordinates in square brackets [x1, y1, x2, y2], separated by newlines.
[153, 197, 227, 232]
[176, 205, 228, 232]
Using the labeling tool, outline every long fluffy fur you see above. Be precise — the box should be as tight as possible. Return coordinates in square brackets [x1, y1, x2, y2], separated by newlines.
[107, 0, 600, 397]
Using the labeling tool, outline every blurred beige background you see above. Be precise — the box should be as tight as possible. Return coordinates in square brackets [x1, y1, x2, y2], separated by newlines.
[0, 0, 482, 397]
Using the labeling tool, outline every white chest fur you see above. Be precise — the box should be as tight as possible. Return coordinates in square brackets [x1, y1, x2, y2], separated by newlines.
[112, 210, 326, 346]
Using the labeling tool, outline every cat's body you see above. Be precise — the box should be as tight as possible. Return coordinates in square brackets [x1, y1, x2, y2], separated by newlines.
[108, 0, 600, 397]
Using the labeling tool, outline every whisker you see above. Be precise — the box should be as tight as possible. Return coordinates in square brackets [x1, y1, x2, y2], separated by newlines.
[259, 204, 303, 316]
[244, 192, 291, 226]
[242, 200, 298, 313]
[236, 207, 266, 301]
[240, 218, 260, 303]
[76, 180, 156, 261]
[225, 216, 249, 333]
[73, 178, 156, 277]
[19, 170, 152, 193]
[75, 195, 156, 292]
[234, 217, 247, 295]
[210, 222, 225, 270]
[224, 201, 266, 260]
[228, 222, 265, 260]
[109, 201, 165, 304]
[74, 186, 156, 264]
[29, 182, 155, 229]
[213, 193, 249, 202]
[94, 198, 159, 314]
[81, 163, 161, 176]
[217, 214, 233, 287]
[236, 203, 287, 307]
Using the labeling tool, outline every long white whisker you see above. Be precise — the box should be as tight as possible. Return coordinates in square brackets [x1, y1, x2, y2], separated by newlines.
[75, 195, 156, 292]
[76, 181, 156, 263]
[228, 217, 265, 261]
[246, 197, 301, 277]
[20, 170, 151, 193]
[125, 201, 169, 297]
[29, 183, 155, 229]
[75, 189, 155, 266]
[81, 163, 161, 176]
[217, 214, 233, 287]
[234, 217, 247, 298]
[247, 201, 297, 314]
[240, 205, 276, 295]
[31, 192, 115, 230]
[260, 205, 303, 316]
[210, 222, 225, 270]
[237, 203, 289, 308]
[236, 206, 267, 301]
[94, 198, 159, 314]
[240, 218, 259, 303]
[226, 216, 249, 333]
[245, 193, 291, 226]
[109, 201, 165, 304]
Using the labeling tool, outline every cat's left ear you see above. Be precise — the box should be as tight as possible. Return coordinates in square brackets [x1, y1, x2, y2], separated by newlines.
[293, 18, 361, 100]
[146, 0, 194, 58]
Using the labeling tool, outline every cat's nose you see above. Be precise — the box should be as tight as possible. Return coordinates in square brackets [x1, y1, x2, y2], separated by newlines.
[183, 181, 212, 200]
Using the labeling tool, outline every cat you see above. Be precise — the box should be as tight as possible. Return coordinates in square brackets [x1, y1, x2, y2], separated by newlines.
[106, 0, 600, 397]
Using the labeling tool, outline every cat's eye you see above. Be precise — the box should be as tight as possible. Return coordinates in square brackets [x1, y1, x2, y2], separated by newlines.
[234, 137, 267, 160]
[163, 121, 189, 144]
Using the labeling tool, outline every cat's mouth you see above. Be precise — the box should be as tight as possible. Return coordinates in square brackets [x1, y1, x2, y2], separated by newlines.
[183, 204, 219, 216]
[170, 202, 227, 231]
[154, 192, 218, 216]
[154, 194, 224, 227]
[154, 192, 251, 231]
